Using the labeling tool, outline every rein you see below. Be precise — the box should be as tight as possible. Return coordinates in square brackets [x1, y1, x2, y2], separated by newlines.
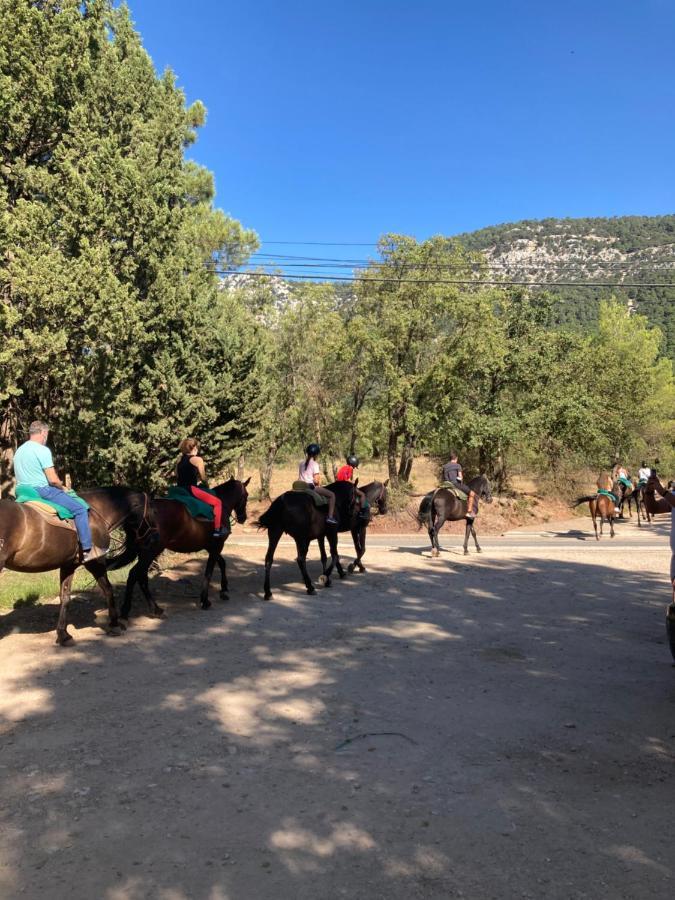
[89, 491, 155, 543]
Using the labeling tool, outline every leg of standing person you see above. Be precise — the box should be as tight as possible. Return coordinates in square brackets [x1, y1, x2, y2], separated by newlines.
[36, 485, 93, 551]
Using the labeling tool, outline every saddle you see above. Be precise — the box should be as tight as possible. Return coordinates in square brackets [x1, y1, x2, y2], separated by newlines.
[165, 486, 214, 520]
[597, 489, 618, 504]
[291, 482, 328, 507]
[21, 501, 76, 531]
[439, 481, 469, 500]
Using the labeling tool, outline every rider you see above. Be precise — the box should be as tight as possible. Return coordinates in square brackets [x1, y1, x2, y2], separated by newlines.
[442, 452, 468, 497]
[646, 473, 675, 603]
[176, 438, 229, 538]
[297, 444, 338, 525]
[597, 471, 619, 514]
[637, 461, 651, 485]
[611, 459, 632, 507]
[12, 420, 107, 561]
[336, 454, 368, 517]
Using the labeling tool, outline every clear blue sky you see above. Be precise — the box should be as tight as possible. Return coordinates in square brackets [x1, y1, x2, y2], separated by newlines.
[126, 0, 675, 247]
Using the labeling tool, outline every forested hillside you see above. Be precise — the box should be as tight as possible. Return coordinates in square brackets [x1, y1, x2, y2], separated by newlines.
[457, 216, 675, 357]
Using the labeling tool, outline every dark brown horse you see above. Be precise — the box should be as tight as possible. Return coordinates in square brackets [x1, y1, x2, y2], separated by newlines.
[345, 479, 388, 574]
[0, 487, 155, 645]
[417, 475, 493, 557]
[256, 481, 357, 600]
[107, 477, 250, 619]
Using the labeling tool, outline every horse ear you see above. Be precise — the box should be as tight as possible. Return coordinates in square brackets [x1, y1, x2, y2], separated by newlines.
[229, 475, 235, 481]
[384, 479, 390, 487]
[354, 477, 359, 488]
[243, 477, 251, 487]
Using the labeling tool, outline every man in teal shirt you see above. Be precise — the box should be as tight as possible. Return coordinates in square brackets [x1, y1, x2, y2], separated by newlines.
[13, 421, 106, 561]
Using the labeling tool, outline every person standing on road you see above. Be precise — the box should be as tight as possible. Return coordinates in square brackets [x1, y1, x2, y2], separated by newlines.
[646, 474, 675, 601]
[13, 420, 107, 562]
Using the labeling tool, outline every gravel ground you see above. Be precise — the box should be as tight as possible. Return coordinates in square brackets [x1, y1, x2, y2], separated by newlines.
[0, 518, 673, 900]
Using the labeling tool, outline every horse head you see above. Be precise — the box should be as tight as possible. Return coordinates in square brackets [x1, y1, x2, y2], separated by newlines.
[377, 479, 389, 514]
[475, 474, 493, 503]
[215, 477, 251, 524]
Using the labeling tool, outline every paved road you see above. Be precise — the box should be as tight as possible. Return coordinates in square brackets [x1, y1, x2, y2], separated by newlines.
[230, 516, 671, 552]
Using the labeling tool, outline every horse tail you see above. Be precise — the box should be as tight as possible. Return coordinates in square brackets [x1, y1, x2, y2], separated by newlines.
[106, 490, 156, 571]
[571, 495, 596, 508]
[417, 493, 434, 530]
[106, 525, 140, 571]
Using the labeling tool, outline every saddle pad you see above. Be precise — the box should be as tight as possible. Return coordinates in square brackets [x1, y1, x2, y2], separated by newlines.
[23, 501, 76, 531]
[15, 484, 89, 519]
[439, 481, 469, 500]
[166, 486, 214, 520]
[291, 482, 328, 507]
[597, 489, 618, 504]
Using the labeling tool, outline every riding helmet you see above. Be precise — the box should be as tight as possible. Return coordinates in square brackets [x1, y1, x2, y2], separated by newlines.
[346, 454, 359, 467]
[305, 443, 321, 457]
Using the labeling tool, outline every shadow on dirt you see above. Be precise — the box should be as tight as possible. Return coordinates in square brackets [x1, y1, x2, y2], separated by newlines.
[1, 543, 674, 899]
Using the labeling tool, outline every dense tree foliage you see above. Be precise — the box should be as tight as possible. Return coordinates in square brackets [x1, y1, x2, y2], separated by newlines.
[0, 0, 259, 492]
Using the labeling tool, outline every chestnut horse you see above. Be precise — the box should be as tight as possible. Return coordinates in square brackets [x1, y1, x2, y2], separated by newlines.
[107, 477, 250, 619]
[572, 486, 618, 540]
[0, 487, 155, 644]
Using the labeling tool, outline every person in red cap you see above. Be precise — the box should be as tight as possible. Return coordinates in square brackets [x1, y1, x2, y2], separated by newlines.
[336, 455, 368, 518]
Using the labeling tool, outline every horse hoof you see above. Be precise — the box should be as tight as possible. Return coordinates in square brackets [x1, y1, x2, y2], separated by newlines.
[307, 587, 316, 595]
[476, 547, 482, 554]
[107, 625, 122, 637]
[464, 549, 469, 556]
[220, 593, 230, 603]
[118, 618, 129, 630]
[431, 549, 439, 558]
[200, 600, 212, 610]
[347, 563, 355, 574]
[318, 574, 328, 586]
[55, 632, 74, 647]
[263, 594, 272, 602]
[359, 565, 366, 573]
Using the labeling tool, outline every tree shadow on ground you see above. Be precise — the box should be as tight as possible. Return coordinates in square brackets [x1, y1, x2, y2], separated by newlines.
[1, 542, 674, 899]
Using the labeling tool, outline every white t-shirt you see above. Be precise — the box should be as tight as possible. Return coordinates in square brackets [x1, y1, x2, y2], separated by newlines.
[638, 467, 651, 482]
[298, 458, 320, 485]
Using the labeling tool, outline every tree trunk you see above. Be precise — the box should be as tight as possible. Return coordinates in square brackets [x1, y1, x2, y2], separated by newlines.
[398, 433, 416, 482]
[259, 443, 278, 500]
[387, 429, 399, 483]
[0, 401, 18, 498]
[236, 454, 245, 481]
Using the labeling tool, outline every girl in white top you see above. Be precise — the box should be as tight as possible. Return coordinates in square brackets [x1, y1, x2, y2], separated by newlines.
[638, 462, 651, 483]
[298, 443, 338, 524]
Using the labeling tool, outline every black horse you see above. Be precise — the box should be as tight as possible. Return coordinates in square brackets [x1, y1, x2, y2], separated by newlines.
[257, 481, 357, 600]
[417, 475, 493, 557]
[345, 479, 388, 574]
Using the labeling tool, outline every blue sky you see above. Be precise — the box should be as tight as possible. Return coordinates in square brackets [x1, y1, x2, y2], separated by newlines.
[127, 0, 675, 250]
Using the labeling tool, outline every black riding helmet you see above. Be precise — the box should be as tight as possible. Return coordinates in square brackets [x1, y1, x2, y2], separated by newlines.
[346, 454, 359, 467]
[305, 443, 321, 457]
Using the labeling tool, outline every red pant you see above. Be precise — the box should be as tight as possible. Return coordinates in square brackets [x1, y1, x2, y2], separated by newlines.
[190, 485, 222, 529]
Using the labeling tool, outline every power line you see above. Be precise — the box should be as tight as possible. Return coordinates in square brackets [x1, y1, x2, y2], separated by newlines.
[217, 270, 675, 288]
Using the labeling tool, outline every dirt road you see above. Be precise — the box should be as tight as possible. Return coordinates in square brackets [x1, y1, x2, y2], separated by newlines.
[1, 518, 674, 899]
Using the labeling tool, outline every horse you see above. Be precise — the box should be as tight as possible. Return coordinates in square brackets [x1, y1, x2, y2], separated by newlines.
[417, 475, 493, 557]
[572, 486, 618, 540]
[107, 477, 250, 619]
[0, 487, 155, 645]
[256, 481, 358, 601]
[346, 479, 388, 574]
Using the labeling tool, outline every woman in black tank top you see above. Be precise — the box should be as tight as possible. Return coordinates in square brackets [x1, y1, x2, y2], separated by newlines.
[176, 437, 228, 537]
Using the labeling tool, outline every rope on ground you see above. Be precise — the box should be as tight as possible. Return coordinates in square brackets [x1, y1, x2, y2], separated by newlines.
[334, 731, 418, 751]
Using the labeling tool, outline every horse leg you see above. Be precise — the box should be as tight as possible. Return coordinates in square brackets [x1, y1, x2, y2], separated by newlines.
[56, 563, 77, 646]
[120, 548, 163, 622]
[199, 551, 218, 609]
[263, 527, 282, 601]
[589, 501, 599, 540]
[471, 519, 481, 552]
[215, 554, 229, 601]
[295, 537, 315, 595]
[328, 529, 345, 579]
[85, 559, 121, 636]
[463, 519, 471, 555]
[317, 535, 331, 588]
[609, 513, 615, 538]
[434, 518, 443, 555]
[355, 526, 366, 572]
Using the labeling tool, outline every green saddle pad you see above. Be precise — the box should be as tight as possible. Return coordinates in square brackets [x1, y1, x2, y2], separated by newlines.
[439, 481, 469, 499]
[598, 489, 619, 504]
[617, 476, 632, 488]
[15, 485, 89, 519]
[291, 481, 328, 507]
[166, 485, 214, 520]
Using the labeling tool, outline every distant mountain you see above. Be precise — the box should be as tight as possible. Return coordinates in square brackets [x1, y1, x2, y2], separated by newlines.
[456, 215, 675, 357]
